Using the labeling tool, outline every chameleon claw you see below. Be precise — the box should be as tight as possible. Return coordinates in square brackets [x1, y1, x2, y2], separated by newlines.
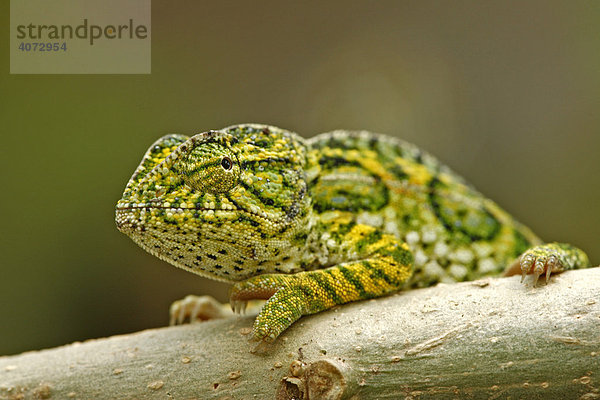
[545, 255, 558, 283]
[169, 302, 184, 325]
[532, 270, 541, 287]
[230, 299, 248, 314]
[533, 257, 547, 287]
[532, 257, 546, 287]
[520, 254, 535, 283]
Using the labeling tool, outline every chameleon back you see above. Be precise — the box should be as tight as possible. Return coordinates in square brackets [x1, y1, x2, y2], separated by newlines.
[306, 130, 541, 287]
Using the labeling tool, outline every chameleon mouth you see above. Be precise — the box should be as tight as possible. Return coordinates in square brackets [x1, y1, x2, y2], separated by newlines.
[115, 198, 237, 212]
[115, 204, 265, 216]
[115, 203, 275, 233]
[115, 196, 238, 216]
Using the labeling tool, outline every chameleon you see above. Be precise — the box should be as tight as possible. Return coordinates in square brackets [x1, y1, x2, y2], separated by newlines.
[115, 123, 590, 343]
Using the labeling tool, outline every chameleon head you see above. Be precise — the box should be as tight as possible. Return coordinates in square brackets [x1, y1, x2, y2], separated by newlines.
[115, 124, 312, 282]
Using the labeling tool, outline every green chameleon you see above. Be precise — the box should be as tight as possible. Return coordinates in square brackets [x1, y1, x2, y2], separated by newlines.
[115, 124, 589, 343]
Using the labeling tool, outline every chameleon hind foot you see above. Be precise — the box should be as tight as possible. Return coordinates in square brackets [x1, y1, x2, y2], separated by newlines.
[511, 243, 589, 286]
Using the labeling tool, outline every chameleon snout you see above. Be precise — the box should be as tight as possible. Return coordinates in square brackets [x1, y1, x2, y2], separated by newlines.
[115, 209, 140, 234]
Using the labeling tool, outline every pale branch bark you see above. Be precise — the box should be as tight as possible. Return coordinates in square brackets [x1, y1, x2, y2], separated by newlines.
[1, 267, 599, 400]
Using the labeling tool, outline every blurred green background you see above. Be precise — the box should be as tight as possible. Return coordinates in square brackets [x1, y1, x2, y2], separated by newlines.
[1, 1, 599, 356]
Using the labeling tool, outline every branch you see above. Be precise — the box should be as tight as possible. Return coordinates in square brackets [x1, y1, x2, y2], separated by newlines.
[1, 267, 599, 399]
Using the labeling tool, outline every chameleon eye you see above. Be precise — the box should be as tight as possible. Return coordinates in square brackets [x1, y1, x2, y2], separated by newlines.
[173, 144, 240, 194]
[221, 156, 233, 170]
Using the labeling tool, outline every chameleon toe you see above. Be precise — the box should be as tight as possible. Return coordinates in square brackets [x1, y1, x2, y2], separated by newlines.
[520, 253, 535, 283]
[230, 299, 248, 314]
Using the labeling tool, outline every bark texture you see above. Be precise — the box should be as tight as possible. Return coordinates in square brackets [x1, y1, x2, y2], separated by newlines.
[1, 267, 599, 399]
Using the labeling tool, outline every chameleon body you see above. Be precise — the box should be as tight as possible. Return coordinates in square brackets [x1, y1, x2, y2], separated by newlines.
[115, 124, 589, 342]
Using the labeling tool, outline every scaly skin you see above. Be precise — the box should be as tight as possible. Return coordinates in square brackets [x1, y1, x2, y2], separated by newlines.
[115, 124, 589, 343]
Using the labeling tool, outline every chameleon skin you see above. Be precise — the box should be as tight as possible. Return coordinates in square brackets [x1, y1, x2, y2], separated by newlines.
[116, 124, 589, 342]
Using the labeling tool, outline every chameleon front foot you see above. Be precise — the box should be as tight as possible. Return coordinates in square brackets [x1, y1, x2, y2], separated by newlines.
[517, 243, 589, 286]
[169, 295, 230, 325]
[230, 274, 312, 343]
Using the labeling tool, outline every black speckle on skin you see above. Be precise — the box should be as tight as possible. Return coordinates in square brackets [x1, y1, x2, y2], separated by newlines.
[368, 137, 379, 150]
[294, 232, 308, 242]
[318, 156, 359, 168]
[206, 254, 217, 260]
[196, 256, 202, 261]
[214, 264, 223, 269]
[414, 151, 423, 164]
[234, 266, 243, 271]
